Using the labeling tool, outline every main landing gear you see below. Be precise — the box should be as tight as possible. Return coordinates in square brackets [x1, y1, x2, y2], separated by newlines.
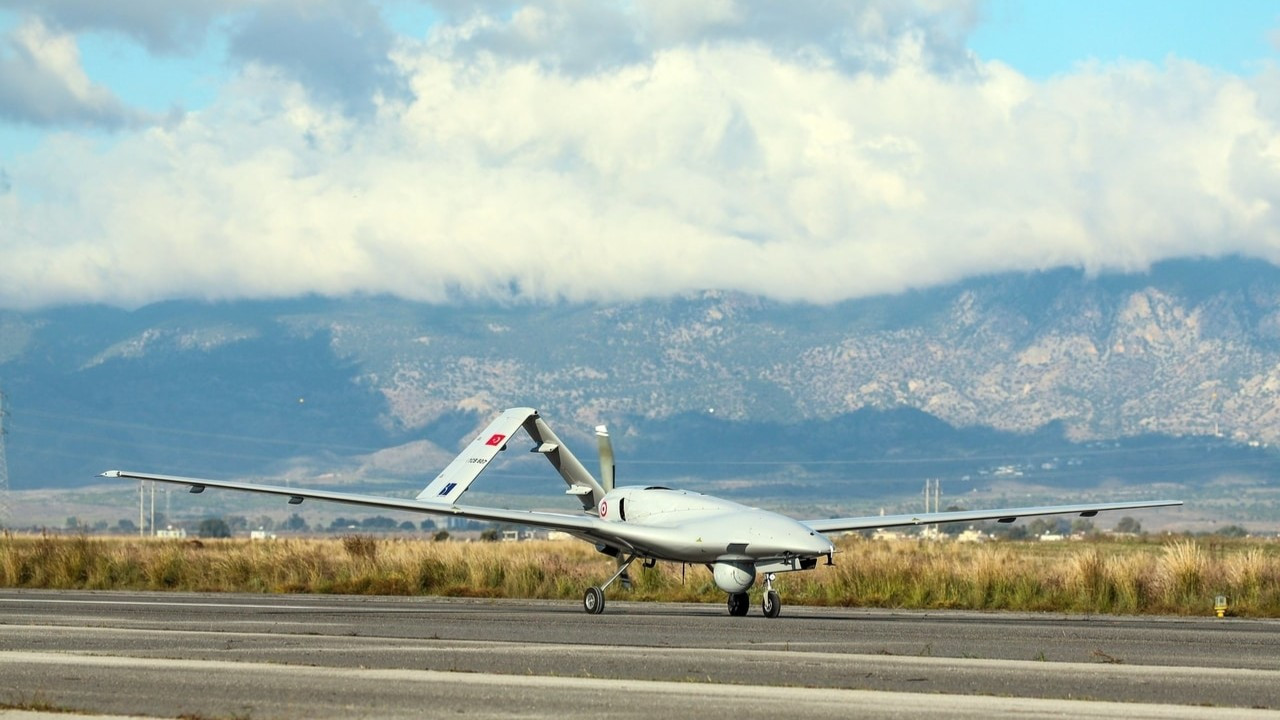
[583, 554, 636, 615]
[726, 573, 782, 618]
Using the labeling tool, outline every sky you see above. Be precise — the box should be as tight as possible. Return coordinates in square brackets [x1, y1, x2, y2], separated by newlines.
[0, 0, 1278, 309]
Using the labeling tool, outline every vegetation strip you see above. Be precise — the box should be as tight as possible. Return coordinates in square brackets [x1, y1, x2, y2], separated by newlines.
[2, 533, 1277, 616]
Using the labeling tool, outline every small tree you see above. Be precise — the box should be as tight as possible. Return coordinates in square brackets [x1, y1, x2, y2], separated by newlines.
[1028, 517, 1068, 536]
[198, 517, 232, 538]
[1115, 516, 1142, 535]
[361, 515, 397, 530]
[419, 518, 437, 531]
[283, 513, 308, 532]
[433, 530, 450, 542]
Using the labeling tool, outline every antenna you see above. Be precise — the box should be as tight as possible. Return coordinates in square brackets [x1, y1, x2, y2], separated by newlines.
[0, 391, 10, 527]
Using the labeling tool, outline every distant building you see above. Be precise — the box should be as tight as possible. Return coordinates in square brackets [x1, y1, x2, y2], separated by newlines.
[501, 530, 543, 541]
[956, 527, 987, 543]
[155, 526, 186, 539]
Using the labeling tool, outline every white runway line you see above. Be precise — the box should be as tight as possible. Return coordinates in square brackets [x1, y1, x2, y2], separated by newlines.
[6, 622, 1280, 689]
[3, 650, 1276, 720]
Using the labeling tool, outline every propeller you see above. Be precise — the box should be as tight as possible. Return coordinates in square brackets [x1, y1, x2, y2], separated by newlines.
[595, 425, 615, 492]
[595, 424, 628, 589]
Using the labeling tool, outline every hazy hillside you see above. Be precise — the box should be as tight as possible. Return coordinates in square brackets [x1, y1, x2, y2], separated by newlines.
[3, 257, 1280, 509]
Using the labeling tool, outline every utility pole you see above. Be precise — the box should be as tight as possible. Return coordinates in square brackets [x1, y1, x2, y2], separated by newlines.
[922, 478, 942, 540]
[0, 390, 10, 527]
[922, 478, 941, 513]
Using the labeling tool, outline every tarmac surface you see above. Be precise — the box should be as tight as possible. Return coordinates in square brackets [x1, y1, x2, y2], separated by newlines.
[0, 589, 1277, 718]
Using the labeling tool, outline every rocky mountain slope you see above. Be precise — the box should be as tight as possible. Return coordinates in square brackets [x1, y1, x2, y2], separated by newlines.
[2, 257, 1280, 496]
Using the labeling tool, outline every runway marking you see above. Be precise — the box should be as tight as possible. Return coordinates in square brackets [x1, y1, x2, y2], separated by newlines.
[2, 650, 1273, 720]
[4, 624, 1280, 686]
[0, 597, 414, 612]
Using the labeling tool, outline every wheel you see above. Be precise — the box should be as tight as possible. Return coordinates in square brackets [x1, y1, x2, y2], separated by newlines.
[761, 590, 781, 618]
[727, 592, 749, 616]
[583, 586, 605, 615]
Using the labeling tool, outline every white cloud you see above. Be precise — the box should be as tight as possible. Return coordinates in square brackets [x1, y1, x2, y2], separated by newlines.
[0, 0, 244, 54]
[0, 18, 150, 127]
[432, 0, 982, 76]
[0, 4, 1278, 309]
[227, 0, 404, 114]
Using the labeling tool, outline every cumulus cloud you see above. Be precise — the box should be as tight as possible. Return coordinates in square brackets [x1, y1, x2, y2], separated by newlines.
[227, 0, 404, 114]
[0, 0, 242, 54]
[431, 0, 981, 75]
[0, 18, 150, 128]
[3, 0, 403, 114]
[0, 2, 1278, 309]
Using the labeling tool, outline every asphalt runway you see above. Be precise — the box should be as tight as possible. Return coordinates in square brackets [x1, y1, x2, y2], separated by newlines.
[1, 589, 1278, 719]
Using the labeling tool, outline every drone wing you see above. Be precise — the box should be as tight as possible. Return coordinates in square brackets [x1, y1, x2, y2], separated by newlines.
[101, 468, 604, 534]
[802, 499, 1182, 534]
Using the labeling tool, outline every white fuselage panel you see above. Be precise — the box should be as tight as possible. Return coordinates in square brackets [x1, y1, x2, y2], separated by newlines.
[596, 486, 834, 563]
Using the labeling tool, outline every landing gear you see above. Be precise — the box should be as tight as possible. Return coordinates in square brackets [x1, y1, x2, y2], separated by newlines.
[727, 592, 750, 616]
[582, 554, 637, 615]
[761, 573, 781, 618]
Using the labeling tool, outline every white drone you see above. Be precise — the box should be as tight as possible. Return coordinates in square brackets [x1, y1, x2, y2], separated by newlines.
[105, 407, 1180, 618]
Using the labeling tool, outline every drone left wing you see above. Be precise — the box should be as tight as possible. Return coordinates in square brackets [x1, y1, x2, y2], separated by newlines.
[99, 469, 603, 535]
[802, 499, 1182, 534]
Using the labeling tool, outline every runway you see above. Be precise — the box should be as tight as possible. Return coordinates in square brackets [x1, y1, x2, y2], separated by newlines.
[0, 589, 1277, 718]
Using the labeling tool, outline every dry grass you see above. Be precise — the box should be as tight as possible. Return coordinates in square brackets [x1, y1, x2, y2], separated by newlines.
[2, 532, 1278, 616]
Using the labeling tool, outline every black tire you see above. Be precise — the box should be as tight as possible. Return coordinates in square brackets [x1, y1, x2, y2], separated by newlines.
[762, 590, 781, 618]
[583, 586, 605, 615]
[727, 592, 749, 616]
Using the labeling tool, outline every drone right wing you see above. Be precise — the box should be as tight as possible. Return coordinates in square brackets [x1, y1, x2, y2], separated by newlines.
[801, 499, 1183, 534]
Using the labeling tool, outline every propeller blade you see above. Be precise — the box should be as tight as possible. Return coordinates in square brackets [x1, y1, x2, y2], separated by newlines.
[595, 424, 615, 492]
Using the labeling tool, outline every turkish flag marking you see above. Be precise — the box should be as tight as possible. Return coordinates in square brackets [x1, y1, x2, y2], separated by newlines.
[486, 434, 506, 446]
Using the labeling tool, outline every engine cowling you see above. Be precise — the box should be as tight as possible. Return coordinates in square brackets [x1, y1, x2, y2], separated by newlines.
[712, 561, 755, 593]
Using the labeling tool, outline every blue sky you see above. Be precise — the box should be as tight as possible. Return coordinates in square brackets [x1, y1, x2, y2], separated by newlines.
[971, 0, 1279, 78]
[1, 1, 1279, 309]
[2, 1, 1276, 156]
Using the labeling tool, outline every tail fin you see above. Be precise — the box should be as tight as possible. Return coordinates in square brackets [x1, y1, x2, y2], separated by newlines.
[417, 407, 537, 503]
[418, 407, 608, 513]
[522, 413, 607, 512]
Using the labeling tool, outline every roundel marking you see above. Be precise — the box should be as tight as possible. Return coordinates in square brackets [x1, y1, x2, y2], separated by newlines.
[599, 499, 608, 518]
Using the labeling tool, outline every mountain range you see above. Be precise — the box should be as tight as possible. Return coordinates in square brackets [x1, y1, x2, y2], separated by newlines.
[2, 257, 1279, 527]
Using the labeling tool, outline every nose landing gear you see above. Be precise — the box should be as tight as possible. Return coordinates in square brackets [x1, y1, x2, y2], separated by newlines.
[724, 573, 783, 618]
[761, 573, 781, 618]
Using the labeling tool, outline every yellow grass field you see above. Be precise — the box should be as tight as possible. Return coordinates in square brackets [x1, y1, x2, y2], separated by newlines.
[2, 533, 1277, 617]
